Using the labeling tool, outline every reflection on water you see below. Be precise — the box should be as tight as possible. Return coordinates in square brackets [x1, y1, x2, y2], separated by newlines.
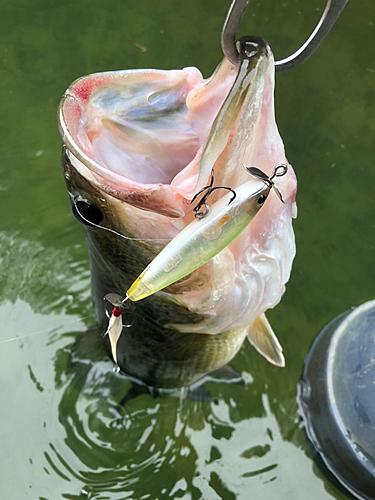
[0, 230, 319, 499]
[0, 228, 349, 499]
[0, 232, 91, 317]
[48, 325, 300, 500]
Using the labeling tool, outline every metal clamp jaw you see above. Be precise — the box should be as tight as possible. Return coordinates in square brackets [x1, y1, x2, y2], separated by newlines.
[221, 0, 348, 70]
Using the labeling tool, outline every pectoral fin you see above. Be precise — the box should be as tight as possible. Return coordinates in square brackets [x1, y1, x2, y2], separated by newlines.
[247, 314, 285, 367]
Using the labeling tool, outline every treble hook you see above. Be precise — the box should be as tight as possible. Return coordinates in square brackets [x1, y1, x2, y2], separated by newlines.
[244, 163, 288, 203]
[191, 169, 236, 219]
[221, 0, 348, 70]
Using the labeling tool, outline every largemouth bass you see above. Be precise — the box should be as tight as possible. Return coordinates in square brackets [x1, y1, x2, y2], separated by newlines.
[57, 37, 297, 388]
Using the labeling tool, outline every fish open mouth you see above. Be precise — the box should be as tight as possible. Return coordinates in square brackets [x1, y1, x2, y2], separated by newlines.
[75, 71, 215, 186]
[57, 37, 282, 219]
[58, 63, 234, 217]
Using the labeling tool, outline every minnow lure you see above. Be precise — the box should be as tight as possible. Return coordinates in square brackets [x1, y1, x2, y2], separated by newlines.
[126, 164, 287, 302]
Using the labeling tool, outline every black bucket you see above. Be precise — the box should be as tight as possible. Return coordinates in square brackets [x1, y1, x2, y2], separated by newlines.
[298, 300, 375, 500]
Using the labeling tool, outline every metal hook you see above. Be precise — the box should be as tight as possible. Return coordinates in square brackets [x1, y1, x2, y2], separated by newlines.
[221, 0, 348, 70]
[191, 169, 236, 220]
[244, 163, 288, 203]
[102, 293, 134, 335]
[104, 293, 135, 312]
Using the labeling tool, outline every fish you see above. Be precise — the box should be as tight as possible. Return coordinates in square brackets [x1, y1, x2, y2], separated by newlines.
[57, 36, 297, 388]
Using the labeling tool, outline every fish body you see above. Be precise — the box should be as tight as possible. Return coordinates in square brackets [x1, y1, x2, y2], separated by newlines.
[62, 142, 250, 388]
[58, 37, 297, 388]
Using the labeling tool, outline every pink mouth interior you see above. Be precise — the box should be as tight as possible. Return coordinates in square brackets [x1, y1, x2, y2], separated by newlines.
[73, 69, 226, 186]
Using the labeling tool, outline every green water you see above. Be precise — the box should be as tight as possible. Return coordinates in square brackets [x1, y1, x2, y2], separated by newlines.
[1, 0, 374, 498]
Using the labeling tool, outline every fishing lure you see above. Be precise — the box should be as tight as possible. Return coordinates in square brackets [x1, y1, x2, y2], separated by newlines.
[126, 164, 287, 302]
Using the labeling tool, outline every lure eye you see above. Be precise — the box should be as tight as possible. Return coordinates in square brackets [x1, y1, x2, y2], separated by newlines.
[257, 194, 267, 205]
[72, 199, 104, 227]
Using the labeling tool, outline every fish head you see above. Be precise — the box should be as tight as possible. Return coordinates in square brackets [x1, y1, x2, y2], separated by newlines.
[57, 37, 297, 385]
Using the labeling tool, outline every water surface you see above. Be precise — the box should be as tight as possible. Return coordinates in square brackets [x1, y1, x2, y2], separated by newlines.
[1, 0, 375, 498]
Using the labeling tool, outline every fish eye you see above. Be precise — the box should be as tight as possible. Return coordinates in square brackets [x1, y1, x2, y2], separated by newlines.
[257, 194, 267, 205]
[72, 199, 103, 227]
